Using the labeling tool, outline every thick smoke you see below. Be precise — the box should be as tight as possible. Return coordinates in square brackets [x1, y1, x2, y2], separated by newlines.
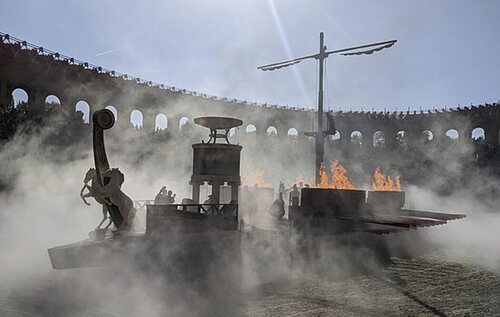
[0, 107, 240, 316]
[1, 97, 499, 316]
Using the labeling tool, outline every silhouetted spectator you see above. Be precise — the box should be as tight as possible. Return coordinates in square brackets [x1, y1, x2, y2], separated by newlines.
[268, 192, 285, 219]
[289, 184, 300, 206]
[165, 190, 176, 204]
[278, 181, 286, 196]
[203, 194, 216, 214]
[154, 186, 168, 204]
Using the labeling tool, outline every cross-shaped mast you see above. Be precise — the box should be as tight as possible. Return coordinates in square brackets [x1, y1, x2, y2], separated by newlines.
[258, 32, 397, 184]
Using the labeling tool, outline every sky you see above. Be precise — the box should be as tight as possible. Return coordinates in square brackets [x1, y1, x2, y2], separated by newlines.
[1, 0, 499, 111]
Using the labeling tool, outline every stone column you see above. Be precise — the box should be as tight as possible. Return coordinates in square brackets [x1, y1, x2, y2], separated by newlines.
[0, 79, 8, 109]
[61, 95, 78, 116]
[29, 87, 45, 112]
[459, 129, 468, 143]
[210, 181, 222, 204]
[142, 108, 156, 132]
[385, 129, 397, 150]
[485, 126, 498, 145]
[433, 128, 445, 144]
[229, 181, 240, 220]
[229, 181, 239, 203]
[405, 129, 417, 149]
[191, 181, 203, 203]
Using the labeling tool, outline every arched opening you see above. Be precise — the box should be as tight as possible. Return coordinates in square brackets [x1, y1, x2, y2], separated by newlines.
[445, 129, 459, 140]
[351, 131, 363, 148]
[422, 130, 434, 143]
[228, 127, 237, 138]
[155, 113, 168, 131]
[246, 124, 257, 134]
[75, 100, 90, 124]
[471, 127, 485, 141]
[130, 110, 143, 128]
[12, 88, 28, 108]
[396, 130, 407, 147]
[287, 128, 299, 137]
[179, 116, 190, 129]
[328, 131, 341, 141]
[45, 95, 61, 107]
[266, 126, 278, 136]
[106, 105, 118, 120]
[373, 131, 385, 148]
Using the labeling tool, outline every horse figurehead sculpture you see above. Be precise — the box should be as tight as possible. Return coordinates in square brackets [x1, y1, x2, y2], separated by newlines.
[80, 168, 96, 206]
[91, 109, 127, 230]
[102, 168, 136, 229]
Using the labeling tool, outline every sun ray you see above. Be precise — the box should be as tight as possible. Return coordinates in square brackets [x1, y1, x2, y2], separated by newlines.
[266, 0, 312, 106]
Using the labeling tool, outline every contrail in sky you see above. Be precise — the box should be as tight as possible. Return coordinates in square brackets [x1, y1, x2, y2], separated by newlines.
[94, 48, 123, 57]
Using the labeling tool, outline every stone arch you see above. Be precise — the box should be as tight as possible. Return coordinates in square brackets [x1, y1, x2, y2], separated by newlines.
[130, 109, 144, 128]
[246, 124, 257, 134]
[75, 100, 90, 123]
[445, 129, 459, 140]
[45, 94, 61, 106]
[106, 105, 118, 120]
[266, 126, 278, 136]
[287, 128, 299, 137]
[422, 130, 434, 143]
[396, 130, 407, 147]
[328, 131, 341, 141]
[155, 113, 168, 130]
[179, 116, 190, 130]
[351, 131, 363, 147]
[373, 131, 385, 148]
[471, 127, 485, 141]
[12, 88, 28, 108]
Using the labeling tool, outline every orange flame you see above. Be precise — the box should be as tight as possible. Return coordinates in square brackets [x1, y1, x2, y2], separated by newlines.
[315, 161, 355, 190]
[331, 161, 355, 190]
[242, 169, 272, 188]
[317, 162, 330, 188]
[372, 167, 402, 191]
[289, 175, 304, 187]
[255, 168, 272, 188]
[241, 174, 251, 187]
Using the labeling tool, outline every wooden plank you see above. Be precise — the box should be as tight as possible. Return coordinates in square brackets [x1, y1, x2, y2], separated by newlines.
[399, 209, 466, 221]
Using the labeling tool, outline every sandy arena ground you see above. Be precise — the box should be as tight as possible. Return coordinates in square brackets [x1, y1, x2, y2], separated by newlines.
[244, 256, 500, 316]
[1, 255, 499, 317]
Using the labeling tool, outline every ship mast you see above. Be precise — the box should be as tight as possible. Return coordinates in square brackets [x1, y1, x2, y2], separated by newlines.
[258, 32, 397, 184]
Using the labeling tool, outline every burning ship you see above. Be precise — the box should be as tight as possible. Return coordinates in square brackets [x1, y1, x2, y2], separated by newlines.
[48, 110, 465, 276]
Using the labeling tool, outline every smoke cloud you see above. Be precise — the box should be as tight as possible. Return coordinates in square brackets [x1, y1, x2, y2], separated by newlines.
[0, 91, 499, 316]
